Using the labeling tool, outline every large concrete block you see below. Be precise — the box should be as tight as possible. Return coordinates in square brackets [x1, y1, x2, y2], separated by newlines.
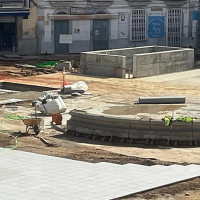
[128, 129, 150, 139]
[148, 63, 160, 76]
[188, 50, 194, 60]
[146, 130, 171, 140]
[171, 131, 193, 141]
[193, 132, 200, 141]
[81, 46, 194, 78]
[99, 115, 129, 122]
[68, 111, 130, 138]
[188, 59, 194, 69]
[95, 127, 129, 138]
[152, 53, 161, 63]
[172, 121, 193, 131]
[135, 65, 149, 77]
[70, 111, 104, 123]
[159, 52, 170, 63]
[148, 119, 171, 140]
[77, 117, 97, 126]
[130, 119, 151, 129]
[168, 50, 189, 62]
[192, 119, 200, 140]
[70, 110, 90, 118]
[150, 119, 171, 130]
[136, 54, 150, 66]
[67, 121, 97, 134]
[96, 119, 129, 129]
[159, 63, 169, 74]
[132, 55, 137, 77]
[135, 63, 160, 77]
[84, 53, 126, 78]
[85, 53, 98, 62]
[122, 50, 135, 58]
[171, 121, 193, 141]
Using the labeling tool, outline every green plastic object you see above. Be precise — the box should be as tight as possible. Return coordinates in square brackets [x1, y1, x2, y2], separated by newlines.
[5, 114, 27, 120]
[34, 61, 57, 68]
[176, 116, 195, 122]
[162, 116, 173, 126]
[0, 130, 12, 133]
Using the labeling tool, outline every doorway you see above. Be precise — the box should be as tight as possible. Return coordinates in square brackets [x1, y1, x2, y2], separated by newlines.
[0, 22, 16, 52]
[54, 20, 69, 53]
[92, 19, 109, 50]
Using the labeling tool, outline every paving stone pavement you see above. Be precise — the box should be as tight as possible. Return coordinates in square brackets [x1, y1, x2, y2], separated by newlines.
[0, 149, 200, 200]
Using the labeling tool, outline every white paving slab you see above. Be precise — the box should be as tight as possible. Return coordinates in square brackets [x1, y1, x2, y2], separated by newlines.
[0, 149, 200, 200]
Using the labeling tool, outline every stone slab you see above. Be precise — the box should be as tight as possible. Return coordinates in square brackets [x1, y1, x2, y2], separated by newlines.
[1, 149, 200, 200]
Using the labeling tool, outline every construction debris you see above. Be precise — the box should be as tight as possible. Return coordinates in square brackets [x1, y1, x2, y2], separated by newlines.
[71, 92, 82, 97]
[55, 60, 72, 71]
[15, 63, 57, 75]
[34, 93, 66, 115]
[62, 81, 88, 94]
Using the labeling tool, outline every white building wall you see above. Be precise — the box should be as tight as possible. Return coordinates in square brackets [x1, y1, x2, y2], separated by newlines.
[69, 20, 91, 53]
[37, 0, 199, 54]
[72, 20, 91, 41]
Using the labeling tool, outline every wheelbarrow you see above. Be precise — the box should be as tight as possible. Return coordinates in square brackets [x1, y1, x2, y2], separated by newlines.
[22, 118, 42, 135]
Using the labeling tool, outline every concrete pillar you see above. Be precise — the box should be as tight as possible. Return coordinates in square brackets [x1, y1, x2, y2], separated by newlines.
[16, 16, 23, 52]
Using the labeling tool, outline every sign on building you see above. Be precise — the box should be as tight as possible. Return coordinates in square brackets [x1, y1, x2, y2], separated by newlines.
[192, 11, 198, 20]
[0, 0, 24, 8]
[71, 7, 95, 15]
[118, 12, 128, 38]
[59, 34, 72, 44]
[148, 16, 164, 38]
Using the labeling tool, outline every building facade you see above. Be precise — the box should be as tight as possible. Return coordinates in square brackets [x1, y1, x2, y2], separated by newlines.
[0, 0, 35, 53]
[37, 0, 199, 54]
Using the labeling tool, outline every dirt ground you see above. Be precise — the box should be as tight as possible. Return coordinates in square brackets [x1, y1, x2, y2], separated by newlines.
[1, 60, 200, 199]
[121, 177, 200, 200]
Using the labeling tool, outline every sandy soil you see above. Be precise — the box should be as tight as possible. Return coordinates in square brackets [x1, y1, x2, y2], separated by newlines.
[1, 61, 200, 199]
[121, 177, 200, 200]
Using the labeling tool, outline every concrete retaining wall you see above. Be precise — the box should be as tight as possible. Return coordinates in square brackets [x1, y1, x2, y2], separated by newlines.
[80, 53, 126, 78]
[103, 46, 153, 70]
[80, 46, 194, 78]
[67, 110, 200, 142]
[133, 49, 194, 78]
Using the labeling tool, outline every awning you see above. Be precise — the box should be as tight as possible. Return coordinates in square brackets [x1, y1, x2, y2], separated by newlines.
[48, 14, 118, 20]
[0, 10, 30, 17]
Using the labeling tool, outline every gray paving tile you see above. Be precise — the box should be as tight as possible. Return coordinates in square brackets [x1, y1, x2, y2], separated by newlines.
[0, 148, 200, 200]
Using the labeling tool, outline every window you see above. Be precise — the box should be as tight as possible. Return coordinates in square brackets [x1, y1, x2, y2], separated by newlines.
[167, 9, 182, 46]
[131, 9, 146, 41]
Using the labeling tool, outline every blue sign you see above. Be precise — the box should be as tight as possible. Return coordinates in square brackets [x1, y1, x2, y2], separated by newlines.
[192, 11, 198, 20]
[148, 16, 164, 38]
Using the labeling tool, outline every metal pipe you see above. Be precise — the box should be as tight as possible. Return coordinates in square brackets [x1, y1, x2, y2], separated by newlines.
[138, 96, 186, 104]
